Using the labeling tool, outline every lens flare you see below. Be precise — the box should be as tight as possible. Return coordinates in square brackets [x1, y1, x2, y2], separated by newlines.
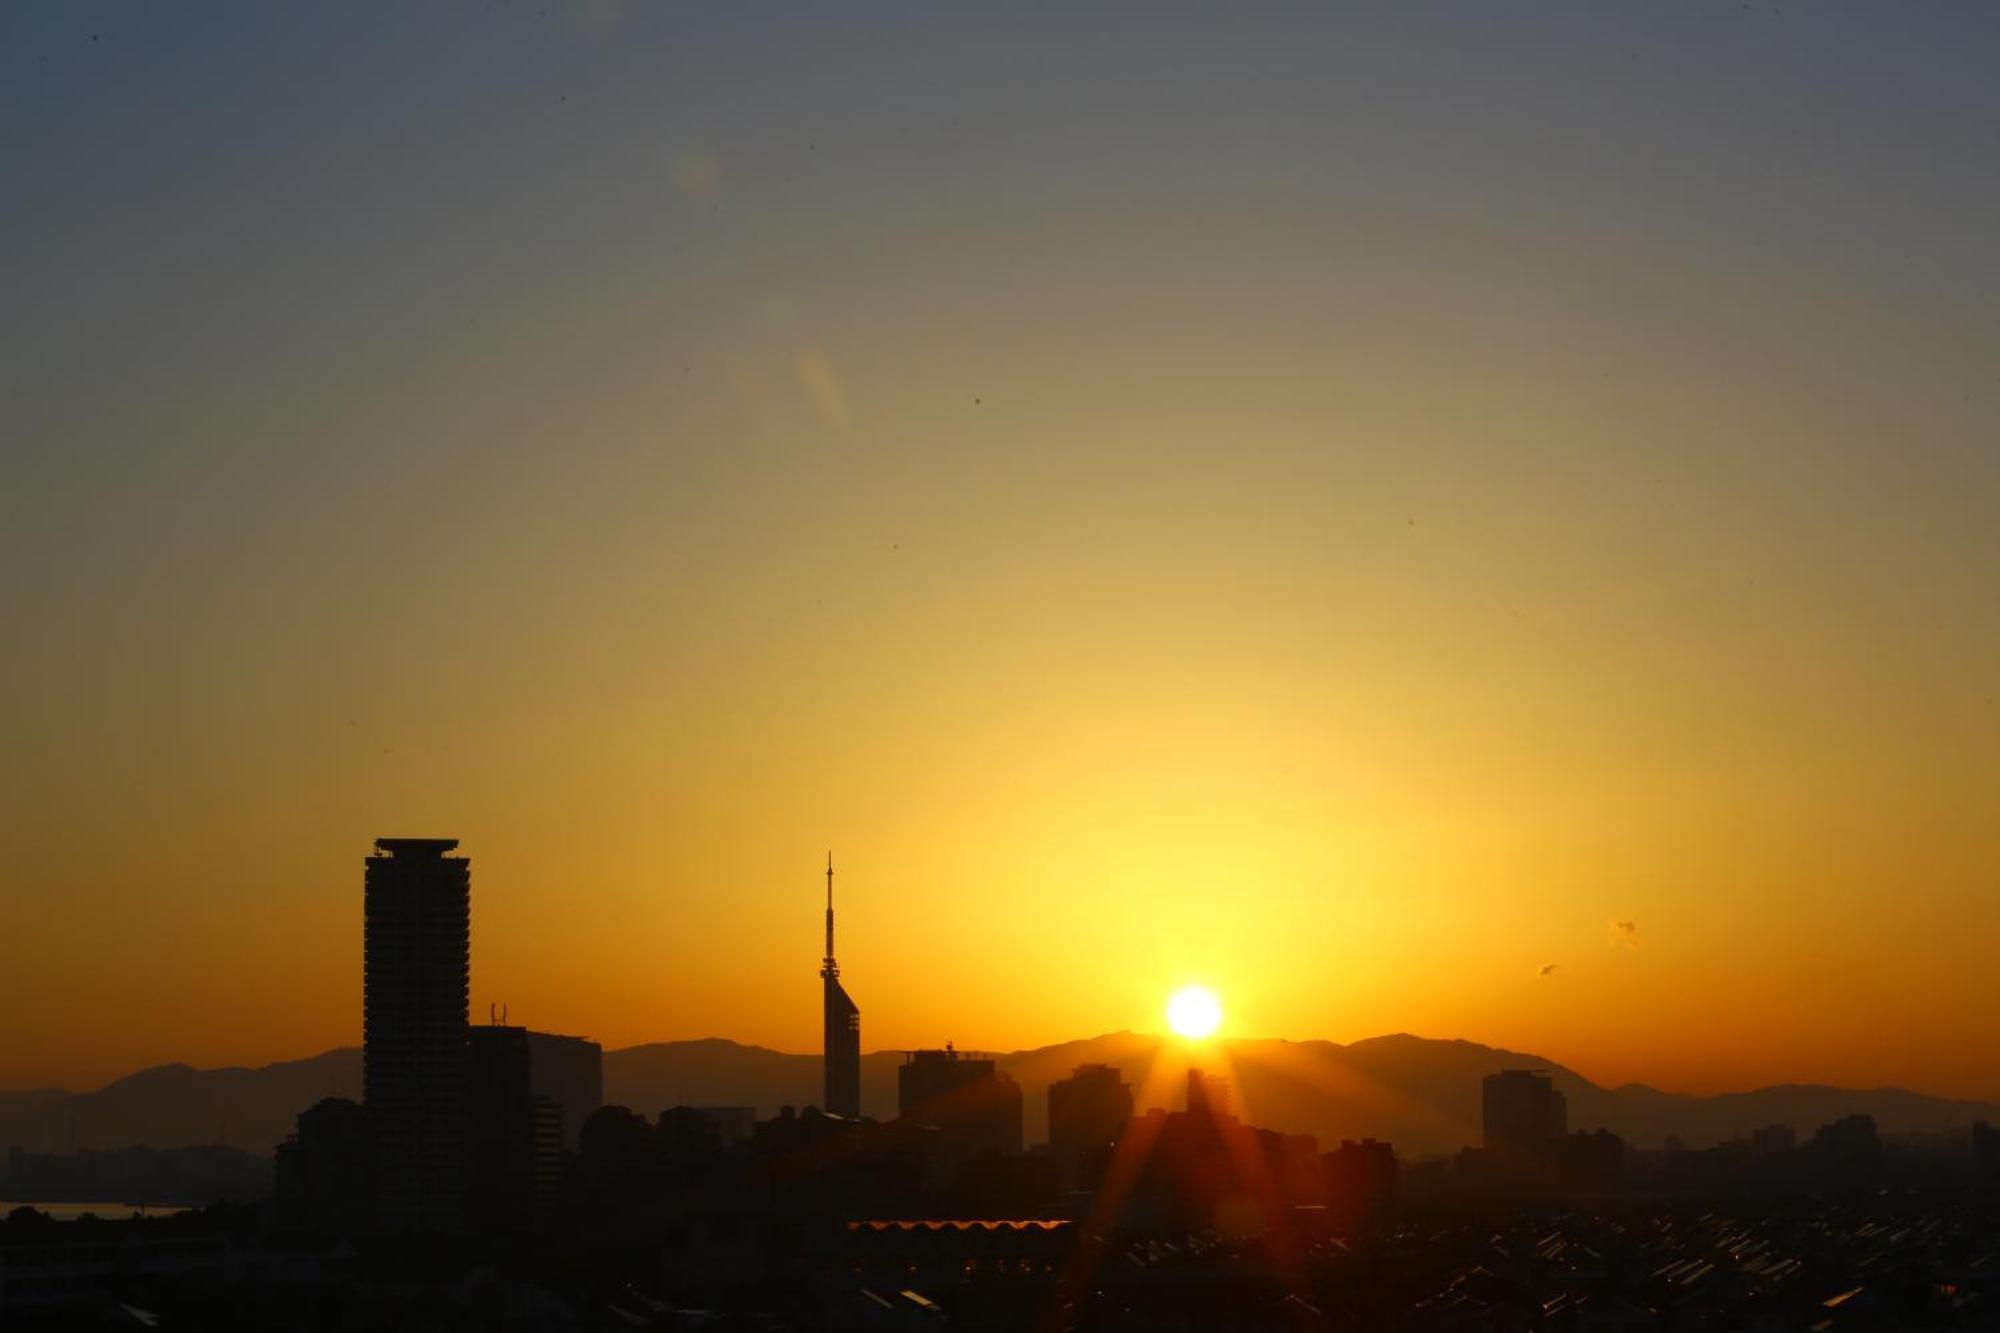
[1166, 984, 1222, 1039]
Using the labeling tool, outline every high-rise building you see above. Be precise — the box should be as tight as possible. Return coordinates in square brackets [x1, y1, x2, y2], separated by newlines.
[363, 837, 471, 1233]
[468, 1023, 601, 1231]
[1047, 1064, 1132, 1189]
[898, 1045, 1023, 1161]
[530, 1097, 565, 1218]
[467, 1024, 536, 1234]
[1186, 1068, 1232, 1120]
[821, 854, 861, 1119]
[1481, 1069, 1565, 1154]
[525, 1030, 603, 1153]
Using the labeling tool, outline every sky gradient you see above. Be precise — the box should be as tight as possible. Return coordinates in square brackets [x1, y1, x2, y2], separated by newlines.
[5, 2, 1998, 1098]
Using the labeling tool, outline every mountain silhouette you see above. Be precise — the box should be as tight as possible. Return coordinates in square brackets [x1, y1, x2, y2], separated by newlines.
[4, 1035, 1992, 1161]
[0, 1050, 359, 1159]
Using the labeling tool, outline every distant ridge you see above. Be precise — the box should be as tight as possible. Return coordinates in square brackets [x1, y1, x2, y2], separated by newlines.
[4, 1035, 1993, 1160]
[0, 1049, 361, 1158]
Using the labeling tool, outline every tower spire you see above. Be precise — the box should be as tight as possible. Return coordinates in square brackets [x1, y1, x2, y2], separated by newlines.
[822, 851, 837, 976]
[820, 851, 860, 1119]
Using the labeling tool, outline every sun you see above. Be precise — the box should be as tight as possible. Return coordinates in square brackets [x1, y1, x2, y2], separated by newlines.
[1166, 984, 1223, 1040]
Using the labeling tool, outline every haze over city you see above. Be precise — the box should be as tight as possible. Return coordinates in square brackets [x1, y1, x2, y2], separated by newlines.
[6, 1, 1999, 1111]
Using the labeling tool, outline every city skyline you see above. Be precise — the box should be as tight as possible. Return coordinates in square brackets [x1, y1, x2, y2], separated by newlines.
[6, 3, 2000, 1105]
[3, 839, 1996, 1127]
[5, 831, 2000, 1104]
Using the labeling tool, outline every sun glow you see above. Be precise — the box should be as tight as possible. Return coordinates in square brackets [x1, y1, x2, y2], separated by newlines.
[1166, 984, 1223, 1040]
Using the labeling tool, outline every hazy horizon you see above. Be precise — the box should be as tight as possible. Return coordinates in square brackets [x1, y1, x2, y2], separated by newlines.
[15, 1023, 1999, 1109]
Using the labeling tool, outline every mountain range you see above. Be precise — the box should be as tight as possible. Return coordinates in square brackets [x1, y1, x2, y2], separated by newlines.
[4, 1034, 1993, 1162]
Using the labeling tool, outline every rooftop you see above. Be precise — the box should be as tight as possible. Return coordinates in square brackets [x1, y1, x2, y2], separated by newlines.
[372, 837, 461, 856]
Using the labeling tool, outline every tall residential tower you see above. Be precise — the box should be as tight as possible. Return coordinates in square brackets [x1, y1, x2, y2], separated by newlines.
[363, 837, 471, 1232]
[1482, 1069, 1567, 1154]
[821, 854, 861, 1119]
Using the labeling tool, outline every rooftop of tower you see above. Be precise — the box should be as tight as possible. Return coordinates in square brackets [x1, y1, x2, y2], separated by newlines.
[372, 837, 461, 857]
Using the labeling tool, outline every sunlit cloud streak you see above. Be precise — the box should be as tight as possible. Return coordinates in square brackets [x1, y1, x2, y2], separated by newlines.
[794, 347, 850, 429]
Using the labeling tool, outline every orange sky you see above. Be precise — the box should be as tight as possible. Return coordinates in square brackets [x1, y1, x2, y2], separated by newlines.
[4, 4, 1998, 1097]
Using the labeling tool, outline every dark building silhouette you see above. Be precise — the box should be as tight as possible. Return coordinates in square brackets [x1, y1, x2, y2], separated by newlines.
[1547, 1127, 1627, 1195]
[1482, 1068, 1566, 1153]
[1047, 1064, 1131, 1189]
[1126, 1068, 1321, 1234]
[531, 1098, 565, 1213]
[467, 1024, 537, 1234]
[698, 1106, 758, 1144]
[1749, 1122, 1797, 1160]
[821, 854, 861, 1120]
[1465, 1070, 1608, 1198]
[1185, 1068, 1232, 1120]
[752, 1102, 852, 1160]
[898, 1046, 1023, 1163]
[1811, 1112, 1884, 1183]
[1323, 1137, 1397, 1228]
[363, 837, 470, 1233]
[274, 1097, 374, 1237]
[1971, 1120, 2000, 1182]
[524, 1029, 603, 1153]
[469, 1023, 597, 1232]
